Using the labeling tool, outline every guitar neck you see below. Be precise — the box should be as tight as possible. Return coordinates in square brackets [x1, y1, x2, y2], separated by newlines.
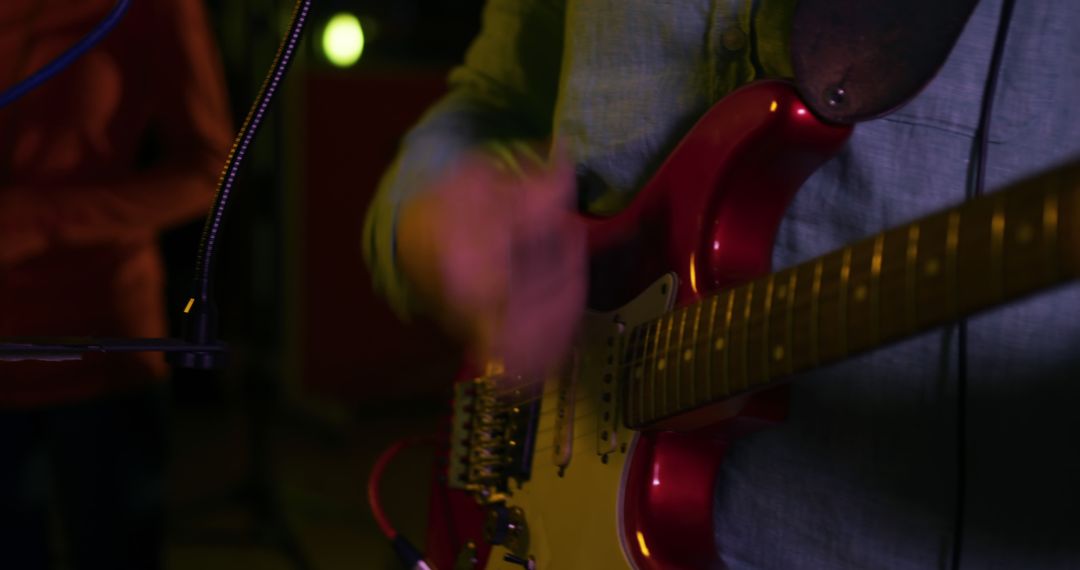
[624, 162, 1080, 429]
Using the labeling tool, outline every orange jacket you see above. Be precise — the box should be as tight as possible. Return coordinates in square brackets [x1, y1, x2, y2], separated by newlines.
[0, 0, 232, 406]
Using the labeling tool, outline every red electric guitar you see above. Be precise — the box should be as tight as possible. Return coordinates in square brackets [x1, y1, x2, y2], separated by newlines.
[420, 80, 1080, 570]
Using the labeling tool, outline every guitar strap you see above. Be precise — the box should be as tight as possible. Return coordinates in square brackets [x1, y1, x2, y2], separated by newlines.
[789, 0, 981, 124]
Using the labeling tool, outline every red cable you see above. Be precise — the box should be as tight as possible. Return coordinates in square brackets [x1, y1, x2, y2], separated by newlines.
[367, 435, 441, 540]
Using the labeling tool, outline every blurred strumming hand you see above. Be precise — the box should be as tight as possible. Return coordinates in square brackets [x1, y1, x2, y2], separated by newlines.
[396, 150, 586, 382]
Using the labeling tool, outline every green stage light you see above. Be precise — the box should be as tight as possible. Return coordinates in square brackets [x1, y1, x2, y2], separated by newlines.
[322, 13, 364, 67]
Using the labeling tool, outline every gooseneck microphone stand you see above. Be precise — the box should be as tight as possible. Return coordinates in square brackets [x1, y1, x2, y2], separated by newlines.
[0, 0, 312, 368]
[1, 2, 315, 569]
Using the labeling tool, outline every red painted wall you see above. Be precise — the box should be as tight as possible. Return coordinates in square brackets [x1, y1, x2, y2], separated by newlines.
[300, 70, 458, 404]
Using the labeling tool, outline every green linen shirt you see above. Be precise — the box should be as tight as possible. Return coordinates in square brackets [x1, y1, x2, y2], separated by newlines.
[364, 0, 1080, 567]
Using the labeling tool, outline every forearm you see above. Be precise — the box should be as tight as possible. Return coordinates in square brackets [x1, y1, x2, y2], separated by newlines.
[0, 156, 218, 252]
[364, 96, 546, 317]
[363, 0, 566, 317]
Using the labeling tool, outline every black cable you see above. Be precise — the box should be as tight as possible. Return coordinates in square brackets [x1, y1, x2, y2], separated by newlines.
[953, 319, 968, 570]
[971, 0, 1017, 202]
[175, 0, 312, 368]
[952, 0, 1016, 567]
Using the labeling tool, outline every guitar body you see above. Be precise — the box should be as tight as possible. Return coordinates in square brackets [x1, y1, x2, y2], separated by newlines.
[425, 80, 853, 569]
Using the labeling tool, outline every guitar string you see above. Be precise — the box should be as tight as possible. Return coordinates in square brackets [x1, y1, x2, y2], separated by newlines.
[533, 429, 599, 455]
[535, 405, 596, 427]
[472, 257, 1057, 463]
[622, 235, 1035, 357]
[485, 258, 937, 408]
[461, 173, 1065, 473]
[475, 251, 1045, 446]
[486, 220, 1049, 406]
[476, 199, 1062, 425]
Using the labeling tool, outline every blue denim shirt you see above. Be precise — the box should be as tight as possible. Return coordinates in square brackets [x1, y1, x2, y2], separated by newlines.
[364, 0, 1080, 567]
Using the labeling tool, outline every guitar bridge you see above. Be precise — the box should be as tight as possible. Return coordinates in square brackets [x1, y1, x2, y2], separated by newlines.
[448, 370, 541, 502]
[448, 381, 475, 491]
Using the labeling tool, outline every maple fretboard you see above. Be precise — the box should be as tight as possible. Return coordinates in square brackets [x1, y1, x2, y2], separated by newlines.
[624, 162, 1080, 429]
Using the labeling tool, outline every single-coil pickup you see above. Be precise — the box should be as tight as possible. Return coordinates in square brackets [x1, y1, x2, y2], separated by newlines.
[551, 352, 578, 470]
[596, 319, 624, 457]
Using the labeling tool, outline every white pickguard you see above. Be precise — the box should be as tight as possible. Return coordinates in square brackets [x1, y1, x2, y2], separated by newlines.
[483, 275, 677, 570]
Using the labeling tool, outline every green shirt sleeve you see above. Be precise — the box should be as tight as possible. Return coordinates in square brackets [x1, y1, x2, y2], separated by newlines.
[362, 0, 567, 318]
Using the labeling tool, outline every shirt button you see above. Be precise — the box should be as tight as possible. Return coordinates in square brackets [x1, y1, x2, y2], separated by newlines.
[722, 27, 747, 51]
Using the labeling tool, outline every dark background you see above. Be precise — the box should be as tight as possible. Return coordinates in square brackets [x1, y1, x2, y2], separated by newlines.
[157, 0, 486, 567]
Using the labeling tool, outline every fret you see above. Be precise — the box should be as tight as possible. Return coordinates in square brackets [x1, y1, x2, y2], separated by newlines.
[990, 196, 1006, 302]
[689, 301, 703, 405]
[762, 274, 775, 383]
[659, 313, 675, 417]
[626, 162, 1080, 431]
[817, 252, 847, 362]
[634, 324, 649, 426]
[739, 282, 754, 391]
[784, 269, 797, 376]
[622, 326, 636, 426]
[664, 312, 678, 412]
[620, 330, 632, 427]
[1000, 186, 1048, 299]
[674, 307, 690, 410]
[633, 323, 648, 426]
[789, 263, 816, 373]
[810, 258, 823, 366]
[722, 289, 735, 397]
[644, 322, 657, 424]
[838, 247, 852, 357]
[623, 324, 640, 427]
[1044, 186, 1060, 282]
[945, 211, 960, 318]
[905, 224, 920, 332]
[954, 196, 999, 315]
[705, 294, 721, 401]
[844, 241, 874, 354]
[915, 213, 949, 326]
[877, 227, 912, 344]
[870, 234, 884, 346]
